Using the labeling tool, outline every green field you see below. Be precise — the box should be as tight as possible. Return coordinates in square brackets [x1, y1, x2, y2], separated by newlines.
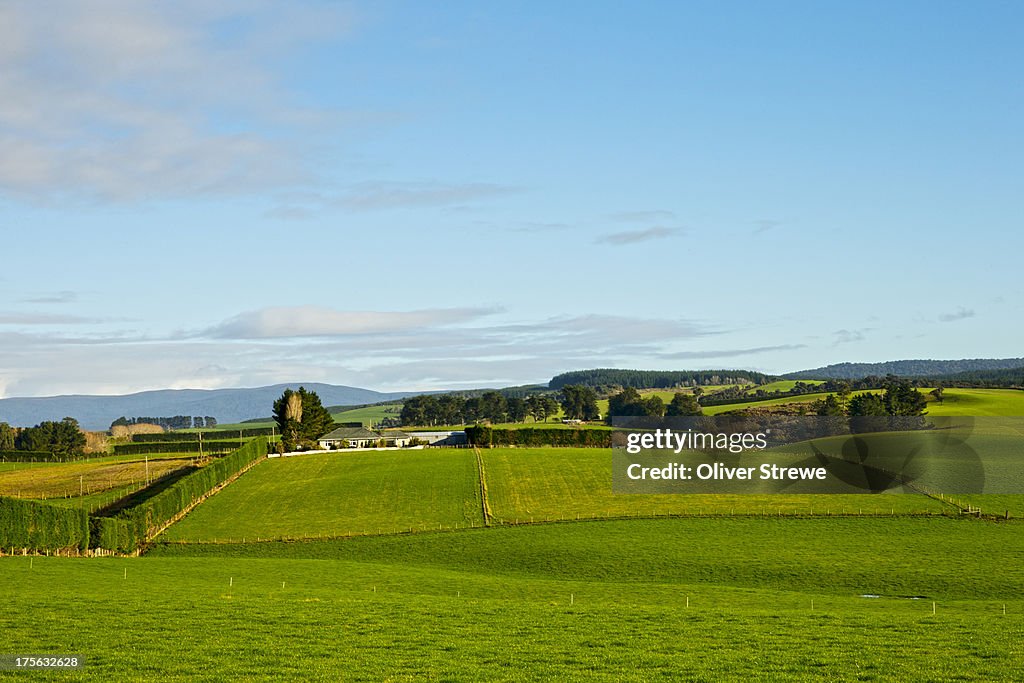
[925, 388, 1024, 416]
[3, 518, 1022, 681]
[481, 447, 950, 521]
[703, 388, 1024, 417]
[163, 449, 484, 541]
[745, 379, 826, 393]
[330, 402, 403, 426]
[5, 384, 1024, 680]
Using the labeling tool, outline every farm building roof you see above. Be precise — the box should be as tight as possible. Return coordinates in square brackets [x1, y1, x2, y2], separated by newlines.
[319, 427, 381, 441]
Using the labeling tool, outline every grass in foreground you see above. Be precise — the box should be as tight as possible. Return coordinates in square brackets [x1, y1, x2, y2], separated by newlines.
[3, 517, 1022, 681]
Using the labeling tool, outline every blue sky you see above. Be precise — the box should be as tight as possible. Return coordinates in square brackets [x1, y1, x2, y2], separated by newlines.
[1, 1, 1021, 397]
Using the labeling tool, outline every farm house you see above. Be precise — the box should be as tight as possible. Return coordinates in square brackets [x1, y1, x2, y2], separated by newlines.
[318, 427, 414, 449]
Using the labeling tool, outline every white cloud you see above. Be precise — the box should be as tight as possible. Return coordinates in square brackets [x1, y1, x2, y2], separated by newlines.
[204, 306, 502, 339]
[659, 344, 806, 360]
[0, 1, 355, 202]
[832, 329, 871, 346]
[0, 307, 726, 396]
[0, 312, 104, 325]
[19, 291, 78, 304]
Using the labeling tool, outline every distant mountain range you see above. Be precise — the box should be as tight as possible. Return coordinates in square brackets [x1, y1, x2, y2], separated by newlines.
[0, 383, 422, 431]
[6, 357, 1024, 430]
[784, 358, 1024, 380]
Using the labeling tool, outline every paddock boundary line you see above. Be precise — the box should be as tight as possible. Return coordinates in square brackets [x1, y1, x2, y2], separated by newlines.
[473, 447, 493, 527]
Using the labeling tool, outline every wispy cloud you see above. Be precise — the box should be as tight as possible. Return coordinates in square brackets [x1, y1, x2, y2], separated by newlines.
[595, 227, 681, 245]
[608, 210, 676, 223]
[508, 221, 572, 233]
[336, 181, 517, 211]
[203, 306, 502, 339]
[0, 308, 726, 396]
[0, 311, 103, 325]
[832, 328, 871, 346]
[19, 291, 78, 304]
[658, 344, 806, 360]
[938, 307, 975, 323]
[753, 219, 782, 235]
[262, 205, 313, 221]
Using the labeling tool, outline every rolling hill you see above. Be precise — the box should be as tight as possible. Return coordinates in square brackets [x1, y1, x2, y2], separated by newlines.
[784, 358, 1024, 380]
[0, 383, 423, 431]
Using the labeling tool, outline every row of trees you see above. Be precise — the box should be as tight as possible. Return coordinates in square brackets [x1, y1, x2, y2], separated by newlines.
[549, 368, 771, 390]
[605, 388, 702, 418]
[0, 418, 86, 457]
[812, 379, 927, 417]
[110, 415, 218, 430]
[399, 392, 563, 426]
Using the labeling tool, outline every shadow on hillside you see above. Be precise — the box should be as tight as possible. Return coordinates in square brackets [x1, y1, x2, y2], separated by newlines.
[91, 465, 199, 517]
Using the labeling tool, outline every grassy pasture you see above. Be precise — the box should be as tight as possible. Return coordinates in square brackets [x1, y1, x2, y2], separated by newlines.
[164, 449, 484, 542]
[924, 388, 1024, 416]
[0, 457, 194, 499]
[4, 518, 1021, 681]
[154, 517, 1024, 599]
[745, 379, 825, 393]
[330, 402, 403, 426]
[481, 447, 949, 522]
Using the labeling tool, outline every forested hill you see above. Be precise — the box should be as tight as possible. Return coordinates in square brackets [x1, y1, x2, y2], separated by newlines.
[548, 369, 774, 389]
[922, 366, 1024, 387]
[785, 358, 1024, 380]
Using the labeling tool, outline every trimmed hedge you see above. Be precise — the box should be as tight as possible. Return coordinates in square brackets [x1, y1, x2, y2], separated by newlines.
[0, 450, 60, 462]
[97, 438, 268, 552]
[466, 426, 611, 448]
[89, 517, 137, 554]
[112, 441, 247, 455]
[130, 427, 276, 443]
[0, 450, 105, 463]
[0, 497, 90, 553]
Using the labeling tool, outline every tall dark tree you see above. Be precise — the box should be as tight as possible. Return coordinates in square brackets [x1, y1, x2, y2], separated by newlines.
[15, 418, 86, 458]
[665, 393, 702, 416]
[643, 395, 666, 417]
[437, 394, 465, 425]
[273, 387, 335, 450]
[848, 393, 888, 417]
[299, 387, 334, 439]
[560, 385, 600, 420]
[882, 378, 927, 416]
[542, 396, 561, 422]
[526, 395, 560, 422]
[462, 397, 484, 423]
[526, 394, 558, 422]
[400, 395, 440, 426]
[813, 394, 845, 416]
[506, 397, 528, 423]
[0, 422, 17, 451]
[607, 387, 645, 417]
[480, 391, 508, 423]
